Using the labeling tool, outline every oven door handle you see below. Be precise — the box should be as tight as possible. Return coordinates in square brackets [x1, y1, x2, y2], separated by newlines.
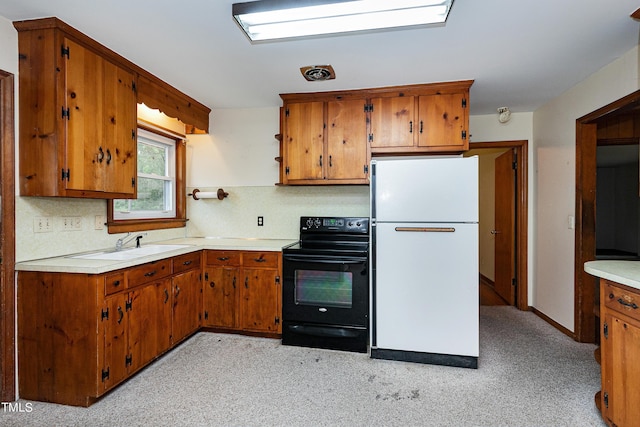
[284, 255, 366, 264]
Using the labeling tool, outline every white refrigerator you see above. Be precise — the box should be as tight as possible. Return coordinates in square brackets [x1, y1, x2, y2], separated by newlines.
[370, 156, 479, 368]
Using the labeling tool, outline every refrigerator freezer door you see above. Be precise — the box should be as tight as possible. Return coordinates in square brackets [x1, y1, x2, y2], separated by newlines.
[373, 222, 479, 357]
[372, 157, 478, 223]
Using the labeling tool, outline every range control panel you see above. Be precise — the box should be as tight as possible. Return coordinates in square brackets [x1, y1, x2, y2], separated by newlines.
[300, 217, 369, 234]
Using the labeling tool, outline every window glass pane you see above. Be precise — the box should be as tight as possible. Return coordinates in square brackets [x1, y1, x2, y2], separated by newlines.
[138, 142, 167, 176]
[113, 128, 176, 220]
[131, 177, 167, 211]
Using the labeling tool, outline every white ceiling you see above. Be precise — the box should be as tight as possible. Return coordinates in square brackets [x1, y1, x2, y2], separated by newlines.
[0, 0, 639, 115]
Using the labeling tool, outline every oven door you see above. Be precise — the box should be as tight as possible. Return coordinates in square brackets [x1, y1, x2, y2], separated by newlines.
[282, 253, 369, 327]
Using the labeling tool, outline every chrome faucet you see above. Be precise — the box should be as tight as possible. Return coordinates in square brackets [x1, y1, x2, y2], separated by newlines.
[115, 232, 147, 251]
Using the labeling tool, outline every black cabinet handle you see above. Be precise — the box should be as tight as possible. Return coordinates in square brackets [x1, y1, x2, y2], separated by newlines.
[617, 298, 639, 309]
[113, 280, 120, 287]
[97, 146, 104, 163]
[106, 149, 112, 165]
[245, 277, 249, 289]
[319, 155, 323, 167]
[253, 258, 266, 263]
[209, 281, 215, 288]
[217, 257, 229, 261]
[419, 120, 424, 134]
[164, 289, 169, 304]
[144, 271, 156, 277]
[183, 260, 192, 266]
[409, 121, 413, 133]
[117, 306, 124, 324]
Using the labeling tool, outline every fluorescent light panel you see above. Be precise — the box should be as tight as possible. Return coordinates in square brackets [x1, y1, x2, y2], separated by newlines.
[233, 0, 454, 41]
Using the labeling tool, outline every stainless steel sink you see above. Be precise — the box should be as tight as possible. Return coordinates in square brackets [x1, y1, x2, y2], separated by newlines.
[68, 244, 191, 261]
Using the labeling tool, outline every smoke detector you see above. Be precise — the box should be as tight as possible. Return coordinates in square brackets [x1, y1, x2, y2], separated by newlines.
[300, 65, 336, 82]
[497, 107, 511, 123]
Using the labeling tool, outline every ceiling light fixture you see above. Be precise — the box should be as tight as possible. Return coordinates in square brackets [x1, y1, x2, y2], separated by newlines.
[232, 0, 454, 42]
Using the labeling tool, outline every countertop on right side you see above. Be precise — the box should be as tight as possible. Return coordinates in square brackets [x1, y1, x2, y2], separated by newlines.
[585, 260, 640, 291]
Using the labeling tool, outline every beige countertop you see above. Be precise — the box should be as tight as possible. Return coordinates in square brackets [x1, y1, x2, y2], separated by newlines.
[584, 260, 640, 291]
[15, 237, 298, 275]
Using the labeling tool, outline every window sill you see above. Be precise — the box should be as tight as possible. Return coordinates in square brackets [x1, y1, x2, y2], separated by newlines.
[106, 218, 188, 234]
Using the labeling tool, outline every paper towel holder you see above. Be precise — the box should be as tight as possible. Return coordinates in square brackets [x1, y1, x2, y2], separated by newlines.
[189, 188, 229, 200]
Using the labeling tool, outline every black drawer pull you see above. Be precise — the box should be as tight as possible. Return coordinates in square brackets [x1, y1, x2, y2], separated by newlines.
[217, 257, 229, 261]
[144, 271, 156, 277]
[253, 258, 266, 263]
[617, 298, 639, 310]
[183, 260, 192, 266]
[112, 280, 121, 287]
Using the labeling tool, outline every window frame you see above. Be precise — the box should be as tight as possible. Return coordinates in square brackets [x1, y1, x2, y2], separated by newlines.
[107, 123, 187, 234]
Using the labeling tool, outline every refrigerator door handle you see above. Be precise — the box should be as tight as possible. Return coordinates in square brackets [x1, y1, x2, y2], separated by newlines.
[394, 227, 456, 233]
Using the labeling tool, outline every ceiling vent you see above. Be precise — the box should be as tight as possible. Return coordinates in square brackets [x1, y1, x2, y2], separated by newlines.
[300, 65, 336, 82]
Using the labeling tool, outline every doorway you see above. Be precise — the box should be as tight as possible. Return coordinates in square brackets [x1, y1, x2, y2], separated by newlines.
[0, 70, 16, 401]
[468, 140, 528, 310]
[575, 89, 640, 343]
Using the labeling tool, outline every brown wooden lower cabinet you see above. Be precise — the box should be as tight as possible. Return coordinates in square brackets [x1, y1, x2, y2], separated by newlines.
[598, 278, 640, 427]
[17, 248, 281, 407]
[17, 251, 201, 407]
[203, 250, 282, 335]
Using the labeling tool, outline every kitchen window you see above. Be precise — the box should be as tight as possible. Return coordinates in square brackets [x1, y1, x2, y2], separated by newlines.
[107, 126, 187, 233]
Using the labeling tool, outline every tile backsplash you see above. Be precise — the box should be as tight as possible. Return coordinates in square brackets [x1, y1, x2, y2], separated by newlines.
[15, 185, 370, 262]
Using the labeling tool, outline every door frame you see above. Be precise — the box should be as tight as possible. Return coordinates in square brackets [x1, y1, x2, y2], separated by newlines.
[0, 70, 16, 401]
[575, 89, 640, 343]
[469, 140, 528, 310]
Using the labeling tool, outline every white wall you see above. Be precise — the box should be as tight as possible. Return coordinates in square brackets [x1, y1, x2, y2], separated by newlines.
[533, 46, 640, 331]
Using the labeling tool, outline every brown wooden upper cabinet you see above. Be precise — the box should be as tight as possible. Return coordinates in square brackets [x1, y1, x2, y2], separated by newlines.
[281, 98, 369, 184]
[14, 17, 210, 198]
[278, 80, 473, 185]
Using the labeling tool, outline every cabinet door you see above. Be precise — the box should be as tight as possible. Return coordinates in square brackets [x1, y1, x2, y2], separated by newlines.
[240, 268, 279, 333]
[172, 269, 202, 344]
[103, 292, 128, 390]
[203, 266, 238, 328]
[417, 93, 468, 151]
[370, 96, 415, 149]
[326, 99, 368, 181]
[602, 311, 640, 427]
[283, 101, 324, 182]
[65, 39, 104, 192]
[102, 60, 136, 196]
[128, 280, 172, 373]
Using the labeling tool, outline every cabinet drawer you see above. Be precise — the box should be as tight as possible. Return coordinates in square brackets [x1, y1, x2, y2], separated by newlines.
[206, 251, 241, 266]
[173, 251, 201, 274]
[128, 259, 172, 288]
[105, 271, 126, 295]
[604, 280, 640, 320]
[242, 251, 279, 268]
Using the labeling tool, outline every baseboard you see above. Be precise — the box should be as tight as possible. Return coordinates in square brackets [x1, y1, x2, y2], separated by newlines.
[529, 307, 575, 339]
[479, 274, 494, 286]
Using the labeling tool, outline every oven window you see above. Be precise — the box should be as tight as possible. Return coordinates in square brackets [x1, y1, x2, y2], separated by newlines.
[294, 270, 353, 308]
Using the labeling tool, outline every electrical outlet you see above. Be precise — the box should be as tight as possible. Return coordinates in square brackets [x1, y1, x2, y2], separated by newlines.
[257, 216, 264, 226]
[34, 217, 53, 233]
[62, 216, 83, 231]
[95, 215, 106, 230]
